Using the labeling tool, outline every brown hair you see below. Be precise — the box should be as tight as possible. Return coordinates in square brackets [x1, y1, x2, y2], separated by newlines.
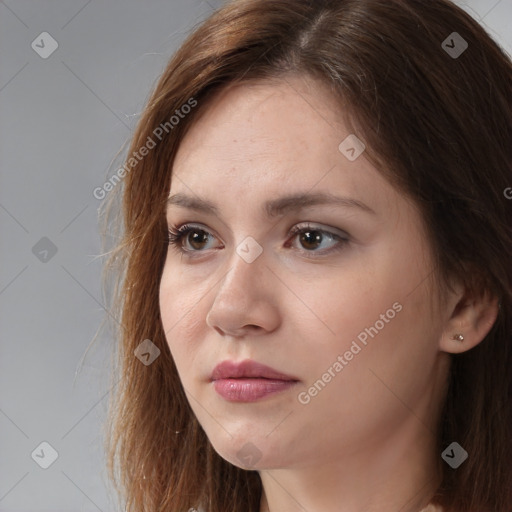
[100, 0, 512, 510]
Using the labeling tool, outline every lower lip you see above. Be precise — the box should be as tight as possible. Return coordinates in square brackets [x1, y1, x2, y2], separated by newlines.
[213, 378, 298, 402]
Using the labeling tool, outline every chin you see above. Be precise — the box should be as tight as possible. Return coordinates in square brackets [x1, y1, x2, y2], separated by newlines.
[210, 434, 291, 471]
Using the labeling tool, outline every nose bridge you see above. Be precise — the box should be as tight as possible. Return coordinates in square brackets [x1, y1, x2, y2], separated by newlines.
[218, 239, 265, 299]
[205, 240, 273, 335]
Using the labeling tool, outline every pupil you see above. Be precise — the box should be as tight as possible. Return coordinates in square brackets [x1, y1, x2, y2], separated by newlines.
[190, 231, 207, 249]
[301, 231, 321, 249]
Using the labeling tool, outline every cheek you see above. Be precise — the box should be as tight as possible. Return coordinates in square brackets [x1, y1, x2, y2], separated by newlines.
[159, 265, 201, 369]
[159, 266, 176, 340]
[297, 236, 434, 372]
[301, 262, 393, 345]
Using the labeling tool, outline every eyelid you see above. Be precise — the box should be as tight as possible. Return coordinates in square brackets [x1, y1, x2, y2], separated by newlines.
[168, 223, 223, 250]
[168, 221, 348, 239]
[167, 221, 350, 257]
[168, 222, 347, 243]
[290, 221, 349, 240]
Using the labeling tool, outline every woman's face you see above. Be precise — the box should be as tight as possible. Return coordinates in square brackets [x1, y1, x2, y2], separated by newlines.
[159, 76, 450, 471]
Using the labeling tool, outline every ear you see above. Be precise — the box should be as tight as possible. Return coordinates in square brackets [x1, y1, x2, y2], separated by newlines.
[439, 281, 500, 354]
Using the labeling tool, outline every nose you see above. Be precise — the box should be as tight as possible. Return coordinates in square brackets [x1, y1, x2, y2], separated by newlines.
[206, 249, 280, 338]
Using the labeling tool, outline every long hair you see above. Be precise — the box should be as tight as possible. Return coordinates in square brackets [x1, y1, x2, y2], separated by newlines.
[100, 1, 512, 510]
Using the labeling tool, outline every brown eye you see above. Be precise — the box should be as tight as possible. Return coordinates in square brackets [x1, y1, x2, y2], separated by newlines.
[168, 222, 348, 259]
[288, 224, 348, 255]
[169, 225, 215, 251]
[185, 229, 210, 250]
[168, 224, 220, 253]
[299, 230, 325, 250]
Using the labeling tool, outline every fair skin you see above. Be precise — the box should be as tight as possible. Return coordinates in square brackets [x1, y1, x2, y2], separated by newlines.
[159, 75, 498, 512]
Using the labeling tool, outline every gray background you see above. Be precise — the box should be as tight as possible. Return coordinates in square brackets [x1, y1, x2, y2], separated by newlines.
[0, 0, 510, 510]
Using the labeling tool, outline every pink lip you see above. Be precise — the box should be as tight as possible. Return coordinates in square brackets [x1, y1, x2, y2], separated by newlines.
[210, 360, 299, 402]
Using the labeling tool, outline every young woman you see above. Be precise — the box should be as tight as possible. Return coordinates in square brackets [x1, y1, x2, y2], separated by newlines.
[101, 1, 512, 510]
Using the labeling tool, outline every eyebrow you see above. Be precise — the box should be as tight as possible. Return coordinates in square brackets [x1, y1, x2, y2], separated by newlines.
[166, 191, 376, 218]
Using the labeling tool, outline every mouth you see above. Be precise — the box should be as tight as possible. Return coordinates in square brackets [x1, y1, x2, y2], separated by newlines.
[210, 359, 299, 381]
[210, 359, 300, 402]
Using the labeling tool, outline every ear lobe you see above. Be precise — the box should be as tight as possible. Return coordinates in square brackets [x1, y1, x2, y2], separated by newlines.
[440, 287, 499, 354]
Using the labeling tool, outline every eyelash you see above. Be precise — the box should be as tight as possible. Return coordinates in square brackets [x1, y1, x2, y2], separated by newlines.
[166, 223, 349, 258]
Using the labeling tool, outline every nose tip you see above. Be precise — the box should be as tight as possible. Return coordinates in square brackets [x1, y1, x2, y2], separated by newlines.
[205, 258, 280, 337]
[206, 298, 263, 335]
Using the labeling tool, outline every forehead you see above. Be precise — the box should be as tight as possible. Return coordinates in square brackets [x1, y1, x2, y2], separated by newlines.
[168, 76, 398, 220]
[181, 78, 341, 151]
[174, 78, 358, 178]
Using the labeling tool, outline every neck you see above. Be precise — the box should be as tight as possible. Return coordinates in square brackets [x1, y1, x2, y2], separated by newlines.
[258, 419, 442, 512]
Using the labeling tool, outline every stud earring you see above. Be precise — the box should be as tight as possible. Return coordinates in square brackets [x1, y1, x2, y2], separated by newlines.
[451, 333, 464, 342]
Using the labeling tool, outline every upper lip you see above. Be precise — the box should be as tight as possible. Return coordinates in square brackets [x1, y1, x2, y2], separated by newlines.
[210, 359, 299, 381]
